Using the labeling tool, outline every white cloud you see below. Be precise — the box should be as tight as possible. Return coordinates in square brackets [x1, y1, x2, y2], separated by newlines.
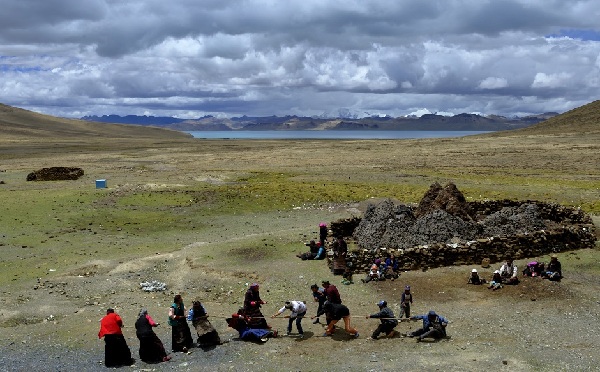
[531, 72, 572, 88]
[479, 77, 509, 89]
[0, 0, 599, 118]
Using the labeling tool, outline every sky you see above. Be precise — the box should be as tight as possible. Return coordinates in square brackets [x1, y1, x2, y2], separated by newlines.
[1, 0, 599, 119]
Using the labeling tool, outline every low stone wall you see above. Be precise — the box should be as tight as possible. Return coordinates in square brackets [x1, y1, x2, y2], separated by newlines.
[327, 199, 597, 273]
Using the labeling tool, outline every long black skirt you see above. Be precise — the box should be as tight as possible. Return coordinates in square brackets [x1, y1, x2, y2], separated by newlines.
[138, 332, 168, 363]
[104, 334, 134, 367]
[171, 321, 194, 352]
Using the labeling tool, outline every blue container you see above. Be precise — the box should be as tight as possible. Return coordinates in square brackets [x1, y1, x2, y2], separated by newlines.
[95, 179, 107, 189]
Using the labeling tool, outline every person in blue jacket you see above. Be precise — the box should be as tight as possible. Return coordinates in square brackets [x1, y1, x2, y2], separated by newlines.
[408, 310, 448, 341]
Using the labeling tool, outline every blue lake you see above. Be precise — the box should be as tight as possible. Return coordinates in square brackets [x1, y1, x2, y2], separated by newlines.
[186, 130, 492, 140]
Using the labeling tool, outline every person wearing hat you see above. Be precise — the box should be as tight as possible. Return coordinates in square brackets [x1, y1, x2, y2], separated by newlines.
[243, 283, 269, 329]
[468, 269, 486, 285]
[488, 270, 503, 290]
[365, 300, 398, 340]
[399, 285, 413, 318]
[271, 300, 307, 338]
[542, 254, 562, 281]
[98, 308, 134, 367]
[408, 310, 448, 341]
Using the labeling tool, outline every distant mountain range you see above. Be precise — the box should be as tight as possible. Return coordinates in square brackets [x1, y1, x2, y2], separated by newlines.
[81, 112, 559, 131]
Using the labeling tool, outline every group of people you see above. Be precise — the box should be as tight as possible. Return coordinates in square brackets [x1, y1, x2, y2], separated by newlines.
[467, 255, 563, 291]
[361, 253, 401, 283]
[97, 294, 222, 367]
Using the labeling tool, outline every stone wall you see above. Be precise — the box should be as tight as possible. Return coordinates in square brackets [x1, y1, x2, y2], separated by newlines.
[327, 199, 596, 273]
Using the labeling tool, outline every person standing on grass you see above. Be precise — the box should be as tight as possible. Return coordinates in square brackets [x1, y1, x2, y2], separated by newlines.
[135, 308, 171, 363]
[310, 284, 327, 324]
[271, 300, 307, 338]
[366, 300, 398, 340]
[318, 302, 359, 338]
[98, 308, 135, 367]
[169, 294, 193, 353]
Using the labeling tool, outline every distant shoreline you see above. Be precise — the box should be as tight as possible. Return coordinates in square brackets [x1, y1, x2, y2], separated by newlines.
[185, 130, 492, 140]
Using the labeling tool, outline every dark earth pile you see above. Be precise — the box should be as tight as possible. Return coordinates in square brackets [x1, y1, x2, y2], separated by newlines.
[26, 167, 84, 181]
[353, 182, 562, 250]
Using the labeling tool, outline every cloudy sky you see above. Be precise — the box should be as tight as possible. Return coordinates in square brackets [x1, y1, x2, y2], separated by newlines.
[1, 0, 599, 119]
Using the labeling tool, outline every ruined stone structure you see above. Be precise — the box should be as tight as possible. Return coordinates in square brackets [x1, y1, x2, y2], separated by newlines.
[327, 182, 597, 273]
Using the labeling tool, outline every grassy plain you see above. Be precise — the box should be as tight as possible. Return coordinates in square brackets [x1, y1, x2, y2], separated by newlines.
[0, 102, 599, 371]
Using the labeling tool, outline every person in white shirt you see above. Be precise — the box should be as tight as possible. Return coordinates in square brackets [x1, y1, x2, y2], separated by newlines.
[499, 258, 520, 285]
[272, 300, 307, 338]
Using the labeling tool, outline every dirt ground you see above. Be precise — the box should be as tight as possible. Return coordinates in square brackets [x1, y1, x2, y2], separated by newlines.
[1, 133, 599, 371]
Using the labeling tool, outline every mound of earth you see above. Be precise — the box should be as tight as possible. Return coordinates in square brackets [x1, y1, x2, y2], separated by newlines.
[26, 167, 84, 181]
[353, 182, 558, 250]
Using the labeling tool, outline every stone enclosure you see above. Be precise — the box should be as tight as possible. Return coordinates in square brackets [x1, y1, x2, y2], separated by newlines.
[327, 182, 597, 273]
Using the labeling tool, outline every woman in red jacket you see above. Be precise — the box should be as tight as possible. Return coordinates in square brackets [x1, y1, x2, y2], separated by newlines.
[98, 308, 134, 367]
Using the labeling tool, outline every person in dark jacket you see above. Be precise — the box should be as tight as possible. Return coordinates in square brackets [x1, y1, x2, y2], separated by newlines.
[409, 310, 448, 341]
[98, 308, 134, 367]
[243, 283, 269, 329]
[366, 300, 398, 339]
[135, 308, 171, 363]
[187, 301, 222, 347]
[467, 269, 486, 285]
[542, 254, 562, 281]
[317, 302, 359, 338]
[319, 222, 328, 247]
[321, 280, 342, 304]
[310, 284, 327, 324]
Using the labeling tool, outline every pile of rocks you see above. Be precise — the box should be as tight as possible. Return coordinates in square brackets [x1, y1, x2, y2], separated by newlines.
[140, 280, 167, 292]
[329, 182, 596, 273]
[26, 167, 84, 181]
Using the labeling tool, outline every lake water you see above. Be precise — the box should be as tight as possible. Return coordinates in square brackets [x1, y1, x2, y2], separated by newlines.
[186, 130, 492, 140]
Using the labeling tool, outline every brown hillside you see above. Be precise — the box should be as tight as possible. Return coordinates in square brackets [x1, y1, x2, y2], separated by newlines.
[0, 103, 191, 142]
[489, 100, 600, 136]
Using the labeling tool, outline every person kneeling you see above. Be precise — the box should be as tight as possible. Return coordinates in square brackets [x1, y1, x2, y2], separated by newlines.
[409, 310, 448, 342]
[366, 300, 398, 340]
